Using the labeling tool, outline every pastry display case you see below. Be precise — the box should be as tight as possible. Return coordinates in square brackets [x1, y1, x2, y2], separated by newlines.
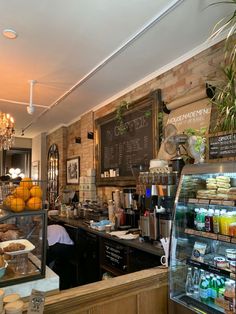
[169, 162, 236, 314]
[0, 179, 47, 287]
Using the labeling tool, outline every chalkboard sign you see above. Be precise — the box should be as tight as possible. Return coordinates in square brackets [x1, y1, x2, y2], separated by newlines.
[103, 240, 127, 271]
[209, 133, 236, 159]
[96, 92, 159, 178]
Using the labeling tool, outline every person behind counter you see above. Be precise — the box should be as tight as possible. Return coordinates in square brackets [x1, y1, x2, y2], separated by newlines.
[46, 224, 75, 290]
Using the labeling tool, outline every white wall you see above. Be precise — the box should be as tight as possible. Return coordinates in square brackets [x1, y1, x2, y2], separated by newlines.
[13, 137, 32, 149]
[32, 133, 47, 181]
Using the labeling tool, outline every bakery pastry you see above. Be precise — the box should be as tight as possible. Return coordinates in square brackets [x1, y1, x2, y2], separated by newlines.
[215, 193, 229, 200]
[3, 242, 25, 252]
[217, 188, 230, 194]
[206, 183, 218, 190]
[0, 230, 19, 242]
[227, 194, 236, 200]
[0, 255, 5, 268]
[216, 183, 231, 189]
[216, 176, 231, 183]
[0, 224, 18, 233]
[206, 178, 217, 184]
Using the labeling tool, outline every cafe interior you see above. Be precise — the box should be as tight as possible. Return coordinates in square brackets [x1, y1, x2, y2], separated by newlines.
[0, 1, 235, 313]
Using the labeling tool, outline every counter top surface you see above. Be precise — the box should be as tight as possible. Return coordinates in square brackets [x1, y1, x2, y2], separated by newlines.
[49, 215, 164, 256]
[23, 266, 168, 313]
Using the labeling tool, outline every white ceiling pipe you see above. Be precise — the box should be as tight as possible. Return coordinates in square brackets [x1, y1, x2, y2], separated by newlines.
[0, 98, 48, 108]
[27, 80, 37, 115]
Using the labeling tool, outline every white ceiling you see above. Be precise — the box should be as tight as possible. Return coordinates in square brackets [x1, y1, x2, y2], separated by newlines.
[0, 0, 232, 138]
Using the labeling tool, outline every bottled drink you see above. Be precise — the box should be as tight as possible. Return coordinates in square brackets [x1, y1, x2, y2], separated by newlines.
[194, 208, 199, 229]
[210, 277, 219, 301]
[199, 276, 209, 303]
[192, 267, 200, 296]
[205, 209, 214, 232]
[224, 281, 236, 313]
[185, 267, 193, 296]
[197, 209, 207, 231]
[213, 210, 220, 234]
[220, 209, 227, 234]
[206, 275, 211, 300]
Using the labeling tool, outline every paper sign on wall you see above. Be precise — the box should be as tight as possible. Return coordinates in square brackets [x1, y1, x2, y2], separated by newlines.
[158, 99, 212, 160]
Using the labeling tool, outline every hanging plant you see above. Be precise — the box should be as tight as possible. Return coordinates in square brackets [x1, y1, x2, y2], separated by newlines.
[115, 100, 152, 135]
[115, 100, 129, 135]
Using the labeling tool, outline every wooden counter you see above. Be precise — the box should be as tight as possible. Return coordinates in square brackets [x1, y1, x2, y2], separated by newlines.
[50, 215, 164, 257]
[23, 266, 168, 314]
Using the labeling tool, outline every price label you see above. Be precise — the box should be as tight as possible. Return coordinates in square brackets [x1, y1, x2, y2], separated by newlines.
[198, 199, 210, 205]
[222, 200, 235, 206]
[218, 235, 231, 243]
[231, 237, 236, 244]
[188, 198, 198, 204]
[210, 200, 222, 205]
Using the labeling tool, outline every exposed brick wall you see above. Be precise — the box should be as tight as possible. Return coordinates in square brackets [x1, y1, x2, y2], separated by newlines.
[46, 39, 226, 201]
[80, 111, 94, 177]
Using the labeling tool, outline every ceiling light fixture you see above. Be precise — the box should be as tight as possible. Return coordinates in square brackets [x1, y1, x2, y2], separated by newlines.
[0, 112, 15, 150]
[2, 28, 17, 39]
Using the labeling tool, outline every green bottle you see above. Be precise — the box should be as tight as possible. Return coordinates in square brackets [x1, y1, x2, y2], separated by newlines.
[199, 276, 208, 303]
[210, 277, 218, 301]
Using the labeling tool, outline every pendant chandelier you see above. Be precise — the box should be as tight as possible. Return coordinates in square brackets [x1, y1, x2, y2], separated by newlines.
[0, 112, 15, 150]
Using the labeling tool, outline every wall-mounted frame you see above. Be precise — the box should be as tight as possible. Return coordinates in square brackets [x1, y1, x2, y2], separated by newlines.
[66, 157, 80, 184]
[47, 143, 59, 207]
[95, 90, 162, 186]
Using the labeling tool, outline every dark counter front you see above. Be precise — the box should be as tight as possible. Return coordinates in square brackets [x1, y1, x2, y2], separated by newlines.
[49, 216, 164, 285]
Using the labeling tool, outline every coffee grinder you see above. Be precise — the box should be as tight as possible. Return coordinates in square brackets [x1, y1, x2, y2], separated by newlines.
[123, 188, 139, 228]
[156, 172, 177, 239]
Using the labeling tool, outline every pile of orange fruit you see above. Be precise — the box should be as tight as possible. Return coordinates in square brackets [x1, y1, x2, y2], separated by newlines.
[4, 178, 43, 212]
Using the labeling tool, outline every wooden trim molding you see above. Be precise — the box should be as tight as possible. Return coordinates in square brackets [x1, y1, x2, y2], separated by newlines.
[23, 267, 168, 314]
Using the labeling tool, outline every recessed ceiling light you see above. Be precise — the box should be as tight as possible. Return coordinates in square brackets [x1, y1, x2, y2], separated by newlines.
[2, 29, 17, 39]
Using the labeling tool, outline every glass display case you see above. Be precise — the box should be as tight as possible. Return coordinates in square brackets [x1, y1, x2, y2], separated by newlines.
[170, 162, 236, 314]
[0, 180, 47, 287]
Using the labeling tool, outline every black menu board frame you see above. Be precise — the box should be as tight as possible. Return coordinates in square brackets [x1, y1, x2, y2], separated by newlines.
[95, 90, 160, 186]
[208, 132, 236, 160]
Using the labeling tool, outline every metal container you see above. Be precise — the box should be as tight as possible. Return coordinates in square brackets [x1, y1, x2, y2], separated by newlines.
[123, 188, 136, 209]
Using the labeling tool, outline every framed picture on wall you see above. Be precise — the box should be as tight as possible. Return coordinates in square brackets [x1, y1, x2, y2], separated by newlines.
[66, 157, 80, 184]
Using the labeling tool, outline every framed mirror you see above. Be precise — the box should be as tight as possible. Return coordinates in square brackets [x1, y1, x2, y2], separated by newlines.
[47, 144, 59, 208]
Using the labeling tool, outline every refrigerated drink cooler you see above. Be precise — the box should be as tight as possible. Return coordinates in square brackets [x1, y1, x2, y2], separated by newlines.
[169, 162, 236, 314]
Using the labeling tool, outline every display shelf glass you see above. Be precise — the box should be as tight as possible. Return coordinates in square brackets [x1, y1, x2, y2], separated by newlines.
[170, 162, 236, 314]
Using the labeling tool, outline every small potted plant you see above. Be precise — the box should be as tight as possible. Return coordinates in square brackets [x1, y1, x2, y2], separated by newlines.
[184, 128, 207, 164]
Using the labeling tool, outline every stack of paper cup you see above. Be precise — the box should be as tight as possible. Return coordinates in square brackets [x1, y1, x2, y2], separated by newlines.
[113, 189, 121, 209]
[0, 289, 5, 313]
[3, 294, 20, 306]
[4, 301, 24, 314]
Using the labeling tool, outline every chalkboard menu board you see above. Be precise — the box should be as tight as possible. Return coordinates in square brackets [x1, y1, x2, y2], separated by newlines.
[96, 93, 158, 178]
[209, 133, 236, 159]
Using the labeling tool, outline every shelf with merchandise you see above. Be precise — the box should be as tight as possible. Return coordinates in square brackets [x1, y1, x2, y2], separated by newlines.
[170, 162, 236, 314]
